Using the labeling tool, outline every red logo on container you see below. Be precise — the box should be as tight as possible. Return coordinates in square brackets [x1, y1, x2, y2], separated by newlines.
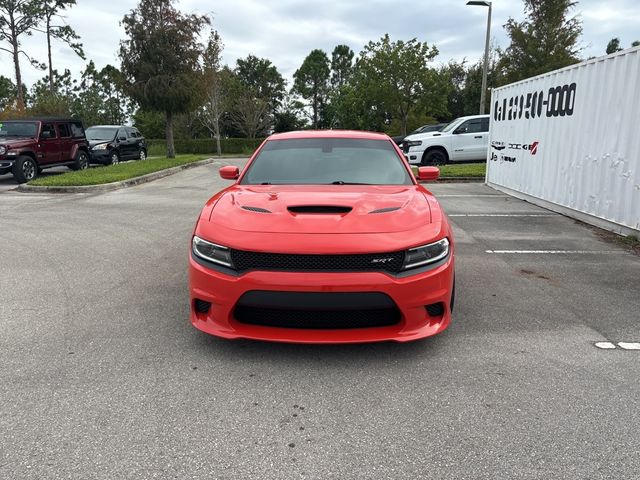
[530, 141, 539, 155]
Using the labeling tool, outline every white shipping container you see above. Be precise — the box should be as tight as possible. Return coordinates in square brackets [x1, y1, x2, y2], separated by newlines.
[486, 47, 640, 235]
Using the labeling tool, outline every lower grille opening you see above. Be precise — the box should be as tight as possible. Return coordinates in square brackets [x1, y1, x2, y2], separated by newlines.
[194, 298, 211, 314]
[425, 302, 445, 317]
[234, 291, 401, 329]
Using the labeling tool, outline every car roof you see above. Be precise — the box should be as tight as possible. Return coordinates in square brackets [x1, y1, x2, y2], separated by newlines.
[3, 117, 79, 122]
[454, 114, 490, 121]
[268, 130, 391, 141]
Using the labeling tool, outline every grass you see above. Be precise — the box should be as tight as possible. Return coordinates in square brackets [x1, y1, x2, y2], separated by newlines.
[411, 162, 486, 178]
[28, 155, 211, 187]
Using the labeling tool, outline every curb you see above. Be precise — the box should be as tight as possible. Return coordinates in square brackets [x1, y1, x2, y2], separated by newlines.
[437, 176, 485, 183]
[17, 158, 222, 194]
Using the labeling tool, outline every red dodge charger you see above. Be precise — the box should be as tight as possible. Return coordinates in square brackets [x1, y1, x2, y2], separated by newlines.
[189, 130, 455, 343]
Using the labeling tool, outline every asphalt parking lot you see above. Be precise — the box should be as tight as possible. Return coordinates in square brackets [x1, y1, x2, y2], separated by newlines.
[1, 159, 638, 479]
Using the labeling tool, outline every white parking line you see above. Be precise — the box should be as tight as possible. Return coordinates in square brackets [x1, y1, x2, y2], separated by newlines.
[438, 194, 509, 197]
[594, 342, 640, 350]
[449, 214, 556, 217]
[486, 250, 625, 254]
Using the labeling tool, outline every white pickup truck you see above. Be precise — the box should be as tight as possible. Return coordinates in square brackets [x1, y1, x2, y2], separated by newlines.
[401, 114, 490, 165]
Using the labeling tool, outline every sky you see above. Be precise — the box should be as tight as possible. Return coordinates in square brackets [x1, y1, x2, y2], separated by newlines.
[5, 0, 640, 89]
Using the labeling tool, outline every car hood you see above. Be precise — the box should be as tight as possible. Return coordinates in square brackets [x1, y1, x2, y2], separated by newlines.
[0, 136, 35, 147]
[207, 185, 433, 234]
[88, 140, 111, 147]
[405, 132, 445, 141]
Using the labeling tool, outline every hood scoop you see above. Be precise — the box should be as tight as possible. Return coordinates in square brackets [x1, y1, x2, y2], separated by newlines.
[241, 205, 272, 213]
[369, 206, 401, 214]
[287, 205, 352, 215]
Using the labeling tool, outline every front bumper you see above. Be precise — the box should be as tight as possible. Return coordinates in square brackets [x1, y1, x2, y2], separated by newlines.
[0, 159, 15, 174]
[89, 149, 111, 164]
[405, 148, 424, 164]
[188, 253, 454, 344]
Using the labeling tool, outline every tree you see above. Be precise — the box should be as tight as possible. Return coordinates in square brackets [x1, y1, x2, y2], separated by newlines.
[199, 30, 226, 155]
[119, 0, 209, 158]
[352, 34, 444, 136]
[28, 68, 75, 116]
[0, 76, 18, 110]
[0, 0, 44, 110]
[500, 0, 582, 84]
[293, 49, 330, 128]
[230, 90, 272, 139]
[34, 1, 85, 94]
[606, 38, 622, 54]
[273, 93, 307, 132]
[331, 44, 354, 88]
[235, 54, 286, 114]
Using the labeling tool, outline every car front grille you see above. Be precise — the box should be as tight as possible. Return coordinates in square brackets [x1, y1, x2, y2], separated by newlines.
[230, 249, 406, 273]
[233, 291, 401, 329]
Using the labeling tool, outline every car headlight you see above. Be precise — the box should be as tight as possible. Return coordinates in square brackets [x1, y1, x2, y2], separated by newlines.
[403, 238, 450, 270]
[92, 143, 109, 150]
[406, 140, 422, 148]
[192, 235, 234, 268]
[0, 146, 6, 155]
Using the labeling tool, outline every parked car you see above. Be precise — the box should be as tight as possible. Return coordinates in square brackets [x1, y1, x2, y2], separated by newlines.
[189, 130, 455, 343]
[392, 123, 448, 145]
[402, 115, 490, 165]
[0, 118, 90, 183]
[86, 125, 147, 165]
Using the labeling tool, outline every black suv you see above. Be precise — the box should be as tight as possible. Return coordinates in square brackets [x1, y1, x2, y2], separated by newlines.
[0, 118, 90, 183]
[86, 125, 147, 165]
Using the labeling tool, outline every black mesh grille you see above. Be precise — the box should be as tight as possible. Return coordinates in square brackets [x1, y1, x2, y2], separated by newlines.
[194, 298, 211, 313]
[241, 205, 271, 213]
[369, 206, 401, 214]
[230, 249, 405, 273]
[234, 306, 400, 329]
[426, 302, 445, 317]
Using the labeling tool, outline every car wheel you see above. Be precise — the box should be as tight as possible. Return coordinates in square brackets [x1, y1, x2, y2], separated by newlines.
[138, 149, 147, 161]
[12, 156, 38, 183]
[422, 149, 447, 166]
[109, 151, 120, 165]
[70, 151, 90, 171]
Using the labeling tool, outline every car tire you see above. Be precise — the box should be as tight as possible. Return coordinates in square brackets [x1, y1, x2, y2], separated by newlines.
[422, 149, 448, 166]
[69, 151, 90, 171]
[138, 149, 147, 161]
[12, 155, 38, 183]
[108, 151, 120, 165]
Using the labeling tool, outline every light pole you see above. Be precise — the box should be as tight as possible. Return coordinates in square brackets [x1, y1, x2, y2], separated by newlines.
[467, 0, 492, 114]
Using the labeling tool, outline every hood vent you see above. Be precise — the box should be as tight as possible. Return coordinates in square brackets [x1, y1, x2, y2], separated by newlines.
[369, 206, 401, 214]
[242, 205, 272, 213]
[287, 205, 352, 214]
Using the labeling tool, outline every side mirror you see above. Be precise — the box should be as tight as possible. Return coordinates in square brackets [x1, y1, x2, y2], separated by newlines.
[119, 136, 127, 141]
[417, 166, 440, 182]
[454, 126, 468, 134]
[219, 165, 239, 180]
[40, 131, 52, 139]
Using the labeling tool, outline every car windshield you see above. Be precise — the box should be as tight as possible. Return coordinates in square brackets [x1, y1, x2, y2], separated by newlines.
[0, 121, 38, 138]
[86, 127, 118, 141]
[440, 120, 460, 133]
[241, 138, 412, 186]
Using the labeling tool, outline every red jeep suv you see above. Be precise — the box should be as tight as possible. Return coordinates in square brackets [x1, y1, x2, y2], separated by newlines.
[0, 118, 91, 183]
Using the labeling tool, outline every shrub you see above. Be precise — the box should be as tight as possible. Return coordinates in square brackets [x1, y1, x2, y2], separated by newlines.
[146, 138, 264, 156]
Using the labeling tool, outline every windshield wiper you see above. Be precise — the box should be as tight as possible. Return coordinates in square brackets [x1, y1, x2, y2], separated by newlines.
[330, 181, 371, 185]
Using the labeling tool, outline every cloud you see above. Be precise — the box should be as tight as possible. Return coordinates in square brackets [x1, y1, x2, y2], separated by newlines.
[8, 0, 639, 89]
